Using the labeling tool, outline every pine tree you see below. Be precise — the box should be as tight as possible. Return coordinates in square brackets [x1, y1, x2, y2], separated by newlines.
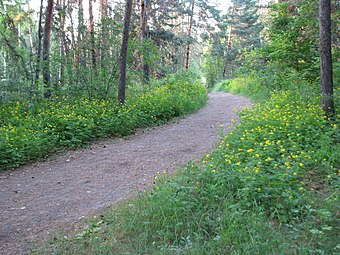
[230, 0, 263, 50]
[223, 0, 263, 77]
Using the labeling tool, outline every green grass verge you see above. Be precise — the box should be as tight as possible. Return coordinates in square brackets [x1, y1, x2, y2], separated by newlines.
[32, 71, 339, 255]
[0, 73, 207, 170]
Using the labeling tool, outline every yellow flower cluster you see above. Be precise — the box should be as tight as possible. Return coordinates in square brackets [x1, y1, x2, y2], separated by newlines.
[203, 90, 339, 202]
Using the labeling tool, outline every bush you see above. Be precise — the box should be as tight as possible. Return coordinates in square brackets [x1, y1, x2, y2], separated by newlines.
[214, 65, 319, 103]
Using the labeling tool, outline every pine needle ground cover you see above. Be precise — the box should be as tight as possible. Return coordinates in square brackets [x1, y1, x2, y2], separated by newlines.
[0, 75, 207, 170]
[34, 75, 339, 254]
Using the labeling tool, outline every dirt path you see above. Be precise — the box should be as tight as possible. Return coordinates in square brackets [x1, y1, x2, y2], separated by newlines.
[0, 92, 251, 255]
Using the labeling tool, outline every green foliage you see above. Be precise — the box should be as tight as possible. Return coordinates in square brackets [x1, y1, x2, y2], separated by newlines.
[202, 0, 264, 83]
[227, 0, 263, 51]
[128, 38, 161, 81]
[202, 52, 225, 87]
[215, 65, 319, 103]
[258, 1, 320, 80]
[211, 79, 231, 92]
[0, 73, 207, 170]
[0, 0, 33, 96]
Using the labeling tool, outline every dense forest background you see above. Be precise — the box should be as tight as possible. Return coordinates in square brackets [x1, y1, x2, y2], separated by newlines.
[1, 0, 222, 100]
[1, 0, 338, 101]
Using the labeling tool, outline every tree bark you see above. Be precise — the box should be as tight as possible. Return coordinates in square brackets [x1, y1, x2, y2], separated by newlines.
[185, 0, 195, 69]
[118, 0, 133, 104]
[140, 0, 150, 82]
[100, 0, 108, 18]
[42, 0, 54, 98]
[67, 0, 77, 66]
[35, 0, 44, 82]
[88, 0, 96, 66]
[77, 0, 85, 66]
[57, 0, 66, 87]
[223, 7, 234, 79]
[319, 0, 334, 117]
[99, 0, 107, 65]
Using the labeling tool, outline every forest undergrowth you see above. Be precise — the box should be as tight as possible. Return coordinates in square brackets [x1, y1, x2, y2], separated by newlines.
[0, 71, 207, 171]
[33, 68, 339, 255]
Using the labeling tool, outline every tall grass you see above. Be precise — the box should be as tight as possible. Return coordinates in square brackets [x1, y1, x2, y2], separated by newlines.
[33, 69, 339, 255]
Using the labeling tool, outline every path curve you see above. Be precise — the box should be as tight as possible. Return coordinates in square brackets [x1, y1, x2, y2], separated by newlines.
[0, 92, 251, 255]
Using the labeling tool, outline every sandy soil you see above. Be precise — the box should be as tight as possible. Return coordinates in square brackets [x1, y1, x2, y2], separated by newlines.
[0, 92, 251, 255]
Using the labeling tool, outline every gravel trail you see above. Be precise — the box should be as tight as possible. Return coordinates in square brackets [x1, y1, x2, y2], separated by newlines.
[0, 92, 251, 255]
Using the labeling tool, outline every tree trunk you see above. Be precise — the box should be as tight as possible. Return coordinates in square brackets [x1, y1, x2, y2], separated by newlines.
[100, 0, 108, 19]
[42, 0, 54, 98]
[35, 0, 44, 82]
[185, 0, 195, 69]
[140, 0, 150, 82]
[118, 0, 133, 104]
[67, 0, 77, 66]
[99, 0, 107, 65]
[28, 25, 35, 55]
[77, 0, 85, 66]
[57, 0, 66, 87]
[88, 0, 96, 66]
[319, 0, 334, 117]
[223, 8, 234, 79]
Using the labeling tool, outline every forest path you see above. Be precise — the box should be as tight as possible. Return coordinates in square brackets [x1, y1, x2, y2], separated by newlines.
[0, 92, 251, 255]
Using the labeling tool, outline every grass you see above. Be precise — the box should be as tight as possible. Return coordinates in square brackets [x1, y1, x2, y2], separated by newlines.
[0, 72, 207, 170]
[33, 69, 339, 254]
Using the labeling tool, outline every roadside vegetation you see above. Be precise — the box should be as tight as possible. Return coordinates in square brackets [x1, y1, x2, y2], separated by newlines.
[32, 65, 339, 254]
[0, 70, 207, 170]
